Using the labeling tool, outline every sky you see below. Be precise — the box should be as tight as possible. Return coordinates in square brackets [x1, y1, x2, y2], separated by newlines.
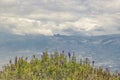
[0, 0, 120, 36]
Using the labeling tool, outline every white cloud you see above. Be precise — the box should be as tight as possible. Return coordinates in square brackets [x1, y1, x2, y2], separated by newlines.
[88, 0, 120, 12]
[0, 0, 120, 36]
[0, 16, 54, 35]
[0, 14, 120, 36]
[73, 18, 99, 31]
[28, 12, 77, 22]
[0, 0, 16, 3]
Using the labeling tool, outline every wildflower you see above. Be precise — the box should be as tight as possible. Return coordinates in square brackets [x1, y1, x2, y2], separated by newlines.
[85, 58, 89, 64]
[92, 61, 95, 66]
[62, 50, 64, 53]
[118, 72, 120, 76]
[106, 68, 110, 73]
[25, 57, 28, 61]
[43, 51, 45, 56]
[15, 56, 18, 64]
[9, 59, 12, 64]
[80, 59, 82, 65]
[68, 52, 71, 58]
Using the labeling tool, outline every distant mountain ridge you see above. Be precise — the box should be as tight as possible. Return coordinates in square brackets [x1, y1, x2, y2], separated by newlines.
[0, 33, 120, 53]
[0, 33, 120, 71]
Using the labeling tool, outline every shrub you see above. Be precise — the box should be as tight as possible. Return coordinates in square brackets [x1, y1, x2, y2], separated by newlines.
[0, 51, 120, 80]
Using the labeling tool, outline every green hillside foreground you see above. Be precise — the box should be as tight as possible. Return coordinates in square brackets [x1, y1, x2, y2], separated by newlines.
[0, 51, 120, 80]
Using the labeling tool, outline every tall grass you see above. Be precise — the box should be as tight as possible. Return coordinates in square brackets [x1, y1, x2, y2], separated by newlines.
[0, 51, 120, 80]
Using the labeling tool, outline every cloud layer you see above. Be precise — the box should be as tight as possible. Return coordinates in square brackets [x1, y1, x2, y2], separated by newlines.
[0, 0, 120, 36]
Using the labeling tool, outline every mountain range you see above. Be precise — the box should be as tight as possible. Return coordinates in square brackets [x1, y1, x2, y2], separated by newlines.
[0, 33, 120, 71]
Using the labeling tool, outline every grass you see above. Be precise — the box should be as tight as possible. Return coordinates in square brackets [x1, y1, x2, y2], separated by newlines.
[0, 51, 120, 80]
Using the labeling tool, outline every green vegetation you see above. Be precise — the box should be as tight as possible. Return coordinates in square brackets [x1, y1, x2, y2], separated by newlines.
[0, 51, 120, 80]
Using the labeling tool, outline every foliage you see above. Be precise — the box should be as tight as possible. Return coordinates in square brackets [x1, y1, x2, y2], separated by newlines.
[0, 51, 120, 80]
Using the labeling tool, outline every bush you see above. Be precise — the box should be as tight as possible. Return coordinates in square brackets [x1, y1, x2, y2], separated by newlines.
[0, 51, 120, 80]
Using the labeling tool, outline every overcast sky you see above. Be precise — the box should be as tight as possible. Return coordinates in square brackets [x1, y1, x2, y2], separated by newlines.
[0, 0, 120, 36]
